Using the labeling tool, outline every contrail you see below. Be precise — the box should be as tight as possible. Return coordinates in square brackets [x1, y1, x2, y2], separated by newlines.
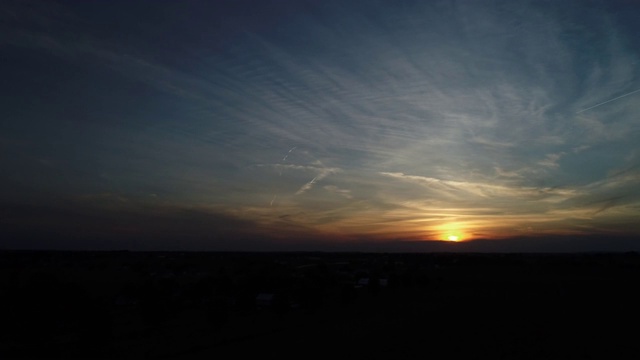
[282, 146, 296, 161]
[272, 146, 297, 205]
[577, 88, 640, 114]
[279, 146, 296, 176]
[295, 176, 318, 195]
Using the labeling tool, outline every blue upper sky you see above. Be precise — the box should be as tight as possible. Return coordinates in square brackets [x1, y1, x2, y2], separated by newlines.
[2, 0, 640, 251]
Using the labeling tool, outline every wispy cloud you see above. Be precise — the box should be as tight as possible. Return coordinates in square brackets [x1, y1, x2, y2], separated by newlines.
[3, 0, 640, 248]
[538, 153, 566, 169]
[379, 172, 578, 203]
[295, 165, 340, 195]
[324, 185, 353, 199]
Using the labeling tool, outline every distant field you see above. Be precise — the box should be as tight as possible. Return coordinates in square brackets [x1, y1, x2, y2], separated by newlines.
[1, 251, 639, 358]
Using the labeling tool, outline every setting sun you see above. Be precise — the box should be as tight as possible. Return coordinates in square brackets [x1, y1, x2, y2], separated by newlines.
[436, 223, 468, 242]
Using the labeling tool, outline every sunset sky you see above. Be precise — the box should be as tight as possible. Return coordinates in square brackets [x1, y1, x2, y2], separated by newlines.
[2, 0, 640, 252]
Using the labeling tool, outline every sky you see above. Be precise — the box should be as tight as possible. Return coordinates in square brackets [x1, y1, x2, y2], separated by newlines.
[2, 0, 640, 252]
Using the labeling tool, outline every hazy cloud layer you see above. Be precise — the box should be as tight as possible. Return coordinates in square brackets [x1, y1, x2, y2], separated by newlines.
[2, 0, 640, 250]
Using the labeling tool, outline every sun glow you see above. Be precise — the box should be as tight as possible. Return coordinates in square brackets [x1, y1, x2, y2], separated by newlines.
[434, 222, 471, 242]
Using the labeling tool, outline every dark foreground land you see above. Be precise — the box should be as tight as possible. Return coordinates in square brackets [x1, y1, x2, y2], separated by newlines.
[1, 250, 639, 359]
